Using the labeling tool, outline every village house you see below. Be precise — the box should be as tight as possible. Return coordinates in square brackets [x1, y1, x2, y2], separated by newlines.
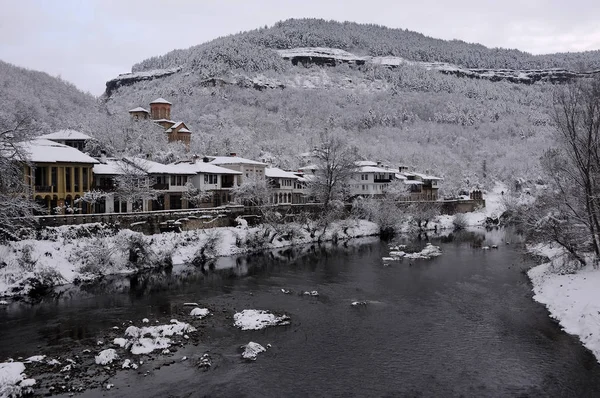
[265, 167, 307, 204]
[19, 139, 99, 214]
[128, 98, 191, 148]
[205, 154, 268, 184]
[348, 161, 397, 198]
[38, 129, 92, 151]
[92, 157, 195, 213]
[172, 158, 243, 207]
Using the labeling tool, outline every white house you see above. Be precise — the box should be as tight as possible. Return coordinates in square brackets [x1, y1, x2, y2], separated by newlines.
[205, 154, 267, 184]
[38, 129, 93, 151]
[265, 167, 307, 204]
[172, 158, 243, 207]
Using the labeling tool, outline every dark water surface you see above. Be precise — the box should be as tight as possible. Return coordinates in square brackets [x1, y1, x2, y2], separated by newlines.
[2, 229, 600, 397]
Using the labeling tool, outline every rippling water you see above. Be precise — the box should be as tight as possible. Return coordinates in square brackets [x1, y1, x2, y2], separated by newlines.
[2, 229, 600, 397]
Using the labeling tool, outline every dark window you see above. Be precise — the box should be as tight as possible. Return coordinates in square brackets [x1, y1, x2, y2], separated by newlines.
[74, 167, 80, 192]
[51, 167, 58, 191]
[82, 168, 88, 191]
[65, 167, 72, 191]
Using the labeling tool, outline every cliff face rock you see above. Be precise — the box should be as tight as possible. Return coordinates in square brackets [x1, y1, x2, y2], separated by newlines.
[105, 67, 181, 96]
[277, 47, 600, 84]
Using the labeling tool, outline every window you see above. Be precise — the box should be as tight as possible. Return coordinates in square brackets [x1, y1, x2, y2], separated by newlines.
[65, 167, 72, 191]
[171, 175, 176, 185]
[74, 167, 80, 191]
[362, 185, 367, 190]
[83, 168, 88, 191]
[51, 167, 58, 190]
[204, 174, 218, 184]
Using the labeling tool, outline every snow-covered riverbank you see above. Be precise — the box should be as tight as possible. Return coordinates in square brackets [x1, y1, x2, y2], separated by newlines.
[528, 244, 600, 362]
[0, 219, 380, 298]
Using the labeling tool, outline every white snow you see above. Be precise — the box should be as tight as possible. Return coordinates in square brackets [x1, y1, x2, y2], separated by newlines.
[123, 320, 196, 355]
[302, 291, 319, 296]
[24, 355, 45, 363]
[95, 349, 118, 365]
[16, 139, 99, 164]
[529, 247, 600, 362]
[241, 342, 266, 361]
[0, 219, 379, 298]
[384, 243, 441, 260]
[142, 318, 149, 323]
[190, 308, 210, 318]
[0, 362, 36, 397]
[0, 300, 7, 305]
[233, 309, 291, 330]
[113, 338, 128, 348]
[38, 129, 92, 141]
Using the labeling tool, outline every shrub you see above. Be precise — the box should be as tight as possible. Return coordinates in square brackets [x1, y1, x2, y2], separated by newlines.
[17, 244, 37, 272]
[453, 213, 468, 231]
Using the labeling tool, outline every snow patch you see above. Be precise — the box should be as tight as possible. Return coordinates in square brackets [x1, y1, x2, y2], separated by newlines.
[123, 320, 196, 355]
[233, 309, 290, 330]
[190, 308, 210, 318]
[0, 362, 36, 397]
[241, 342, 266, 361]
[95, 349, 118, 365]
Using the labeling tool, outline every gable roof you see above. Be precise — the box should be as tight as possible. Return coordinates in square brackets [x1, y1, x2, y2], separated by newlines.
[207, 156, 267, 166]
[38, 129, 92, 141]
[123, 157, 195, 175]
[93, 158, 139, 175]
[265, 167, 300, 179]
[150, 97, 172, 105]
[18, 139, 98, 164]
[128, 107, 149, 113]
[171, 161, 242, 175]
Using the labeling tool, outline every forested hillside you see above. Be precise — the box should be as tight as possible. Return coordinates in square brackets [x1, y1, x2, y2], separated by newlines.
[132, 19, 600, 73]
[103, 19, 580, 194]
[0, 60, 105, 134]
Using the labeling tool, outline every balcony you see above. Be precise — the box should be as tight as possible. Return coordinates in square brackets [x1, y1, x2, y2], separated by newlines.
[153, 183, 169, 190]
[221, 181, 234, 188]
[374, 178, 392, 183]
[95, 184, 116, 192]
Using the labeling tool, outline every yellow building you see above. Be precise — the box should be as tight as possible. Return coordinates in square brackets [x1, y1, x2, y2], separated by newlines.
[20, 139, 99, 214]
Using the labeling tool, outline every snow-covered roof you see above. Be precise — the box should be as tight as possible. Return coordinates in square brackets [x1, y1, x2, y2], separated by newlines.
[410, 172, 443, 181]
[128, 107, 149, 113]
[394, 173, 407, 180]
[17, 139, 98, 164]
[403, 180, 423, 185]
[207, 156, 267, 166]
[154, 119, 175, 124]
[355, 160, 377, 167]
[178, 128, 191, 133]
[150, 97, 172, 105]
[38, 129, 92, 141]
[265, 167, 300, 179]
[358, 165, 394, 173]
[124, 157, 194, 175]
[93, 159, 137, 175]
[171, 161, 242, 175]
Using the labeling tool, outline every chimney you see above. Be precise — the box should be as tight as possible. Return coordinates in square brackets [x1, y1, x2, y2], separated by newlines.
[203, 156, 210, 163]
[229, 152, 237, 157]
[377, 161, 382, 167]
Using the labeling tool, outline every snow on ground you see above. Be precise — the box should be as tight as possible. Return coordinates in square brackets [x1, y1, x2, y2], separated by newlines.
[190, 308, 210, 318]
[95, 349, 118, 365]
[241, 342, 266, 361]
[0, 220, 379, 298]
[123, 320, 196, 355]
[0, 362, 36, 397]
[233, 309, 291, 330]
[384, 243, 442, 261]
[528, 245, 600, 362]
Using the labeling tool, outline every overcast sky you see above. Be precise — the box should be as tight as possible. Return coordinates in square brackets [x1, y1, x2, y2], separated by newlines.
[2, 0, 600, 96]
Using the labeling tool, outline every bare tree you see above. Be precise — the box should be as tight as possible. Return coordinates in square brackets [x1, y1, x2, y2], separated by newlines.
[183, 182, 211, 208]
[537, 78, 600, 267]
[0, 114, 40, 240]
[231, 173, 270, 207]
[308, 130, 359, 210]
[113, 160, 159, 211]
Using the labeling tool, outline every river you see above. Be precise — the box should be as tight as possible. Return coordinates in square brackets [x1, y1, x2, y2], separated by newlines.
[1, 228, 600, 397]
